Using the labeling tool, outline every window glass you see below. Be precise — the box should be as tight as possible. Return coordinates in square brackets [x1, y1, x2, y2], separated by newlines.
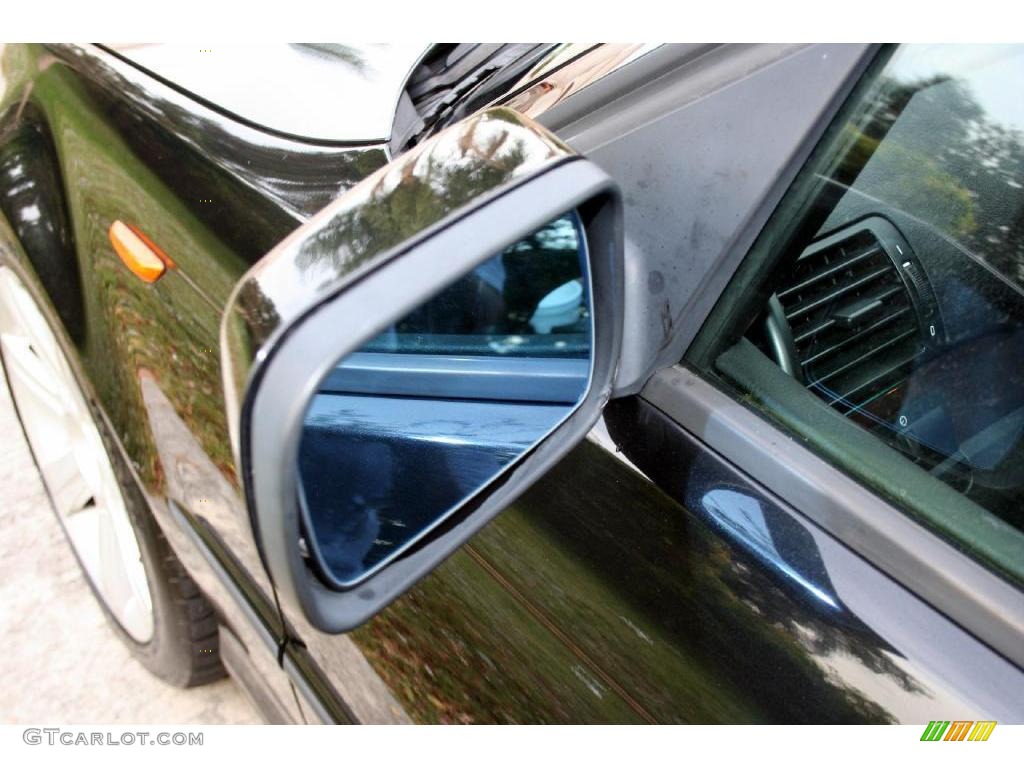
[689, 45, 1024, 582]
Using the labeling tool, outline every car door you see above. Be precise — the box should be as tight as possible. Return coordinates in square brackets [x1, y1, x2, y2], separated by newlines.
[274, 43, 1024, 724]
[670, 42, 1024, 684]
[247, 43, 991, 729]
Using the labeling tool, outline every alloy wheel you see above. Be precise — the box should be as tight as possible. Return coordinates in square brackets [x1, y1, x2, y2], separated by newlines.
[0, 266, 154, 642]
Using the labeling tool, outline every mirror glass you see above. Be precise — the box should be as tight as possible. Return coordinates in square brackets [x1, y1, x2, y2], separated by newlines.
[297, 211, 592, 586]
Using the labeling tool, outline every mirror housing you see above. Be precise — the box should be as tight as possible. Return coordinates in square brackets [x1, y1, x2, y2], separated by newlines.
[222, 108, 622, 631]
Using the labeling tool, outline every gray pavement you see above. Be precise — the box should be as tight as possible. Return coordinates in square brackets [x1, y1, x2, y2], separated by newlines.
[0, 371, 260, 724]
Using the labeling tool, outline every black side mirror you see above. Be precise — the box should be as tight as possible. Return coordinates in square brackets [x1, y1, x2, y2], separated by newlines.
[222, 108, 622, 631]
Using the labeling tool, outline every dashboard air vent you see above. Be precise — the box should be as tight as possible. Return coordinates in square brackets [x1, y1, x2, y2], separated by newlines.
[776, 221, 924, 415]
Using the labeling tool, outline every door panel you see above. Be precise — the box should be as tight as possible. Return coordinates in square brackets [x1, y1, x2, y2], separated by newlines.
[289, 546, 647, 723]
[309, 398, 1018, 722]
[273, 42, 1013, 722]
[601, 397, 1021, 721]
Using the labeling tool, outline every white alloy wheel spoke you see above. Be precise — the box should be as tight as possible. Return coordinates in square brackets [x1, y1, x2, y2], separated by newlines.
[0, 266, 154, 642]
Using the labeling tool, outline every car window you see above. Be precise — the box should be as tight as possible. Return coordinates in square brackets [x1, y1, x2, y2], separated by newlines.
[687, 44, 1024, 584]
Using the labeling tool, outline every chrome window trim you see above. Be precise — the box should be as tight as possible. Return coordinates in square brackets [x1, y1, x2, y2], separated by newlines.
[642, 366, 1024, 668]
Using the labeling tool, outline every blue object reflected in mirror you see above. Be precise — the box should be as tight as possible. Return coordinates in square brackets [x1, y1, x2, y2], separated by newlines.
[298, 211, 591, 586]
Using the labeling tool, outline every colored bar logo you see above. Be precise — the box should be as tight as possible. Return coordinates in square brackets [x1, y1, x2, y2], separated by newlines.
[920, 721, 996, 741]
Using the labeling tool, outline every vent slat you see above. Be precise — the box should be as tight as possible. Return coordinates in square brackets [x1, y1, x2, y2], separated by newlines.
[841, 375, 911, 416]
[778, 243, 883, 301]
[807, 328, 917, 387]
[793, 317, 835, 346]
[822, 348, 921, 407]
[784, 265, 895, 322]
[800, 306, 913, 367]
[792, 283, 905, 344]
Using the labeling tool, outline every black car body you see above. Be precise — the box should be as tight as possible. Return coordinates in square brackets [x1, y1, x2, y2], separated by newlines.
[1, 42, 1022, 724]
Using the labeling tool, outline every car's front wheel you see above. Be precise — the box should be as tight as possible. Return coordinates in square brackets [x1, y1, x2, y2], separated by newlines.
[0, 264, 224, 687]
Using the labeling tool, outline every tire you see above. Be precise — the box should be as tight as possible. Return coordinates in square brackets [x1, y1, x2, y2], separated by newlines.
[0, 264, 225, 687]
[88, 428, 227, 688]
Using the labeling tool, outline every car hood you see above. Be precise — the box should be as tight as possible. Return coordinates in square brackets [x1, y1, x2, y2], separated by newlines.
[108, 43, 431, 143]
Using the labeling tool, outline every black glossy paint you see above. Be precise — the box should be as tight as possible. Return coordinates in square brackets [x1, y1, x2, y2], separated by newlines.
[0, 42, 1018, 724]
[0, 102, 85, 342]
[0, 42, 380, 721]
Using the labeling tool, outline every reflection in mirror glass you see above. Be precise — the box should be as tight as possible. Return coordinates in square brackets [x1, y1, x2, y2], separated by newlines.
[298, 211, 591, 586]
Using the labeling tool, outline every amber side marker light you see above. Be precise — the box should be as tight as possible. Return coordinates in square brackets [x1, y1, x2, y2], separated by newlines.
[108, 220, 174, 283]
